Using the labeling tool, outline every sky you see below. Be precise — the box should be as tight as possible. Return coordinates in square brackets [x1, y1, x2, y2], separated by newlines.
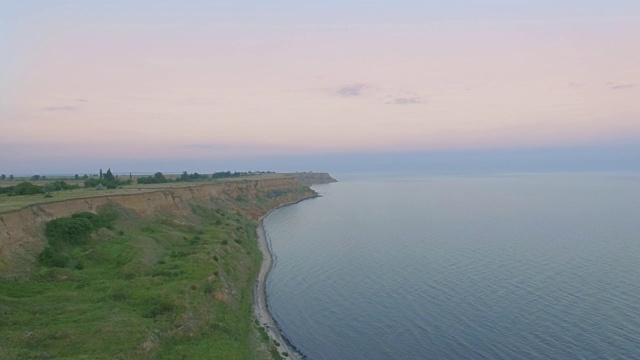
[1, 1, 639, 174]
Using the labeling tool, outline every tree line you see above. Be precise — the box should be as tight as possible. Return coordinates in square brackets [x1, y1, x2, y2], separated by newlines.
[0, 169, 277, 193]
[84, 168, 131, 189]
[136, 170, 274, 184]
[0, 180, 80, 196]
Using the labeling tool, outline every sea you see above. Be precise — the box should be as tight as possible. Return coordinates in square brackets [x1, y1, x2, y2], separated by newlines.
[263, 172, 640, 360]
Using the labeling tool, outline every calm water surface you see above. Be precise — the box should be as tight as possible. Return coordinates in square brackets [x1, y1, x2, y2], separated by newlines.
[263, 173, 640, 359]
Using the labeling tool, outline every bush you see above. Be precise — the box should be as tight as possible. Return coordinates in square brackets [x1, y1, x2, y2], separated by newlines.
[49, 180, 80, 191]
[39, 211, 118, 268]
[39, 247, 71, 268]
[84, 178, 129, 189]
[45, 217, 95, 246]
[177, 171, 209, 182]
[137, 172, 168, 184]
[10, 182, 44, 195]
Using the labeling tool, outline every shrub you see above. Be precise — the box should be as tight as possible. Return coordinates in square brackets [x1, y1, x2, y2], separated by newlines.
[177, 171, 209, 182]
[39, 211, 118, 268]
[10, 182, 44, 195]
[143, 298, 175, 318]
[39, 247, 70, 268]
[49, 180, 80, 191]
[137, 172, 168, 184]
[84, 177, 130, 189]
[45, 217, 95, 246]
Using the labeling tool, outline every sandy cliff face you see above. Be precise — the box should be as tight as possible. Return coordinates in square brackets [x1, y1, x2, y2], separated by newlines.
[0, 176, 322, 278]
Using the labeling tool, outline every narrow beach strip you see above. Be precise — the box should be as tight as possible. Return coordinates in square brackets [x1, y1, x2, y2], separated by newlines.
[254, 207, 305, 360]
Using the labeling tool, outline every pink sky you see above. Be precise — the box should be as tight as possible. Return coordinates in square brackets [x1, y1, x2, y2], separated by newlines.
[1, 2, 639, 172]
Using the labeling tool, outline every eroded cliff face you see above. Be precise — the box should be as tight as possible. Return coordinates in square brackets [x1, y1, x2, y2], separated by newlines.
[0, 176, 320, 279]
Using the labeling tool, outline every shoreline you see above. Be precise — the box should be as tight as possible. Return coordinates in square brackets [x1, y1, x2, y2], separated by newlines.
[254, 197, 315, 360]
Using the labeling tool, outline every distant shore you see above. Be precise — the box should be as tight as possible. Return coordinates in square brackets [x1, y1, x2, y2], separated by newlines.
[254, 198, 316, 360]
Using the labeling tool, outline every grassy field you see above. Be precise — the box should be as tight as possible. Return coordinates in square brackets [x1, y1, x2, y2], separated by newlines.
[0, 202, 281, 359]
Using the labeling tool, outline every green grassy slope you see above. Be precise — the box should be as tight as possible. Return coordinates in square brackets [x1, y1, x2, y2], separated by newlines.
[0, 188, 311, 359]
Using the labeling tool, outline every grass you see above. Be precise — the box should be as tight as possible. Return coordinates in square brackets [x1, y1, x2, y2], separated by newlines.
[0, 205, 271, 359]
[0, 174, 319, 358]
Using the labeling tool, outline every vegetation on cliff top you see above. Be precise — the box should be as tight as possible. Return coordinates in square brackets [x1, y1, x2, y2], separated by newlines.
[0, 181, 80, 196]
[0, 172, 311, 214]
[0, 184, 316, 359]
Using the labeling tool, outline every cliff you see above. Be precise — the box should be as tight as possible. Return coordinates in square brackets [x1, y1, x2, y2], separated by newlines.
[0, 175, 329, 279]
[290, 172, 338, 186]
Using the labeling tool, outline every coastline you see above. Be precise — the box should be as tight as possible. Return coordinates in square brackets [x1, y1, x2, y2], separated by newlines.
[254, 198, 314, 360]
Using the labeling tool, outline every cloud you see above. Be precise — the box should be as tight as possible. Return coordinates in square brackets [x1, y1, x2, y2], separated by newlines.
[332, 84, 423, 105]
[383, 91, 424, 105]
[387, 97, 422, 105]
[337, 83, 368, 97]
[39, 106, 79, 111]
[610, 84, 635, 90]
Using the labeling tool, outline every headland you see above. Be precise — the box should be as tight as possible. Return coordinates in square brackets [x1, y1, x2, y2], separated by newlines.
[0, 172, 336, 359]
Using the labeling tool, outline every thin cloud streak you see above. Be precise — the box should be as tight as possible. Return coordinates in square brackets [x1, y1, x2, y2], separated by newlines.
[38, 106, 79, 111]
[610, 84, 635, 90]
[337, 84, 368, 97]
[387, 97, 422, 105]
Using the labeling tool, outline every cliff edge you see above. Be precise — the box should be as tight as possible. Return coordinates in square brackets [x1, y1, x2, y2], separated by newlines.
[290, 172, 338, 186]
[0, 174, 333, 279]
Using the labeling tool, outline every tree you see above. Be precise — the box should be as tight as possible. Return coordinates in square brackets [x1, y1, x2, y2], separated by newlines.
[104, 168, 115, 182]
[31, 175, 41, 181]
[9, 175, 14, 181]
[136, 172, 168, 184]
[153, 172, 167, 183]
[0, 174, 5, 181]
[74, 174, 79, 180]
